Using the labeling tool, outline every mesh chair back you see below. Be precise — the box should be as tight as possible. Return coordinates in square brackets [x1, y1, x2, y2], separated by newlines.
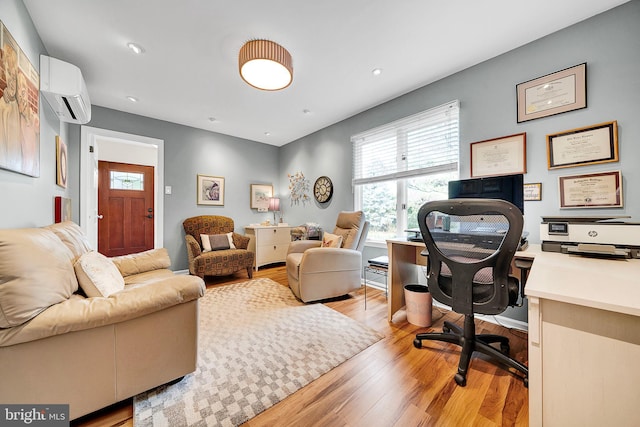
[417, 198, 523, 316]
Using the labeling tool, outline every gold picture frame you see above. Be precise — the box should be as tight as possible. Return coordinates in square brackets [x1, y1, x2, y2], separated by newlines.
[524, 183, 542, 201]
[197, 174, 225, 206]
[517, 63, 587, 123]
[547, 121, 618, 169]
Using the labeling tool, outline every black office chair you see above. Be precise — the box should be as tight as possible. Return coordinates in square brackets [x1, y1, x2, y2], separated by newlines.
[413, 198, 528, 387]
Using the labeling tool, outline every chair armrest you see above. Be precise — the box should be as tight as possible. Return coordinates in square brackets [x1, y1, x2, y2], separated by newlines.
[299, 247, 362, 273]
[288, 240, 322, 254]
[232, 232, 250, 249]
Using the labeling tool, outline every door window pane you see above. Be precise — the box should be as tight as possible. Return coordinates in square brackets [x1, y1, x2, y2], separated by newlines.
[110, 171, 144, 190]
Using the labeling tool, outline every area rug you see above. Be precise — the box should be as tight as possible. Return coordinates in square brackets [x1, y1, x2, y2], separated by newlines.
[134, 278, 383, 426]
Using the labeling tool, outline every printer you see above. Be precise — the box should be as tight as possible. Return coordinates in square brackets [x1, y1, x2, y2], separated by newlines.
[540, 216, 640, 258]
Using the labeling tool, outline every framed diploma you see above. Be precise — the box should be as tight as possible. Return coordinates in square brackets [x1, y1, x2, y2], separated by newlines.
[517, 63, 587, 123]
[524, 183, 542, 201]
[470, 133, 526, 178]
[547, 121, 618, 169]
[559, 170, 622, 209]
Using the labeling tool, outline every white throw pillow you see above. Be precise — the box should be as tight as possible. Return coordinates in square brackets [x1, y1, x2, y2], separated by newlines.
[321, 232, 343, 248]
[74, 251, 125, 297]
[201, 232, 236, 252]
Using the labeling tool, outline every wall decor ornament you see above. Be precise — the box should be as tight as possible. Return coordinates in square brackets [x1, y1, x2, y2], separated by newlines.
[288, 171, 310, 206]
[0, 20, 40, 177]
[197, 174, 225, 206]
[56, 136, 67, 188]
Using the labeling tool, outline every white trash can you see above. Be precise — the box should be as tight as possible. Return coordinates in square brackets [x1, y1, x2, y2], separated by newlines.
[404, 284, 433, 327]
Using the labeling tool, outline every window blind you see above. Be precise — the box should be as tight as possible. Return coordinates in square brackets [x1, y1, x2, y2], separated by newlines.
[352, 100, 459, 185]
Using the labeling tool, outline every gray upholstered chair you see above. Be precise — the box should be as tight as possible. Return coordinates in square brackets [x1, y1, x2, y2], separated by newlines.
[286, 211, 369, 302]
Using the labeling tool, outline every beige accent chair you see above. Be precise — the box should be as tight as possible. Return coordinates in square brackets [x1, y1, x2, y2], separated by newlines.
[286, 211, 369, 302]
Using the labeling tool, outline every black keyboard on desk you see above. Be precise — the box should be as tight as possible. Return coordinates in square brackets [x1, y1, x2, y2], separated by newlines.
[430, 230, 528, 251]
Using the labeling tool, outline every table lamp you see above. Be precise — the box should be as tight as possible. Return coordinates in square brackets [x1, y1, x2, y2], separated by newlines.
[268, 197, 280, 224]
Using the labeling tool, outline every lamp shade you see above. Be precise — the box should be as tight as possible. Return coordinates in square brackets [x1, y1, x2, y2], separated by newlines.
[268, 197, 280, 212]
[239, 40, 293, 91]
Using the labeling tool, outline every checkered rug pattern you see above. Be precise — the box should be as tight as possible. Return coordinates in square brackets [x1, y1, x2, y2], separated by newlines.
[133, 278, 383, 426]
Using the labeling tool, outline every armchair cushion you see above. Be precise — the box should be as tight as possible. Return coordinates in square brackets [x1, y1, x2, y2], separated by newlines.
[201, 233, 235, 252]
[321, 232, 343, 248]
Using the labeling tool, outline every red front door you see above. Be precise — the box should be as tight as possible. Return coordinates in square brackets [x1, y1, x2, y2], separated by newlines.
[98, 161, 154, 256]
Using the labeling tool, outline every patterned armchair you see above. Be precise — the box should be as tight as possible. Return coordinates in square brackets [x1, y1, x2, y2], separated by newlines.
[183, 216, 254, 279]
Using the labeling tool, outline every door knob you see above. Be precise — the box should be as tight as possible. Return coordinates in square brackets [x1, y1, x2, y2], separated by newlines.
[147, 214, 153, 219]
[97, 214, 104, 219]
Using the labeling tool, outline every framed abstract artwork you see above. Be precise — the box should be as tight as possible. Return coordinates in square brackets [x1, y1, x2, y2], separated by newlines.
[56, 136, 68, 188]
[197, 174, 225, 206]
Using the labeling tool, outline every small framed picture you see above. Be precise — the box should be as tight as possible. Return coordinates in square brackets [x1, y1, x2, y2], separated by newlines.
[197, 174, 225, 206]
[250, 184, 273, 210]
[524, 183, 542, 201]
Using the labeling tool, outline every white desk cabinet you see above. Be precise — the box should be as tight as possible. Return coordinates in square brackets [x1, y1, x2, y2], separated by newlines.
[245, 225, 293, 271]
[525, 251, 640, 427]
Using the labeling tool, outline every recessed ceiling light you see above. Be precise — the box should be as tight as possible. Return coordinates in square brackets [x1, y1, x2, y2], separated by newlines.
[372, 68, 382, 76]
[303, 109, 311, 115]
[126, 96, 138, 102]
[264, 132, 271, 136]
[208, 117, 217, 122]
[127, 42, 145, 54]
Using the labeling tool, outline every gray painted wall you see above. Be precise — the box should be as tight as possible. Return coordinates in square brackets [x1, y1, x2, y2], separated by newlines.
[81, 106, 280, 269]
[2, 0, 639, 323]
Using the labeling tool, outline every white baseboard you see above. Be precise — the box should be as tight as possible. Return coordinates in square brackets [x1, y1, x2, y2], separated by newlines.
[363, 281, 528, 332]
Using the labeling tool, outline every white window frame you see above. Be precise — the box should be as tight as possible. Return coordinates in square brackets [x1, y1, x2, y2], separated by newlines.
[352, 101, 460, 245]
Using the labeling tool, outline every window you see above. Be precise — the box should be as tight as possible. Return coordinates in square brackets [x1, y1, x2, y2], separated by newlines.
[352, 101, 460, 243]
[110, 171, 144, 190]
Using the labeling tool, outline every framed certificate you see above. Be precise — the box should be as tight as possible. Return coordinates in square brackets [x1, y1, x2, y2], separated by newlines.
[524, 183, 542, 201]
[547, 121, 618, 169]
[470, 133, 526, 178]
[517, 63, 587, 123]
[559, 170, 622, 209]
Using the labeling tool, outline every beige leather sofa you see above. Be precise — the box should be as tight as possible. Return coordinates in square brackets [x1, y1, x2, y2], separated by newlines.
[0, 221, 205, 420]
[287, 211, 369, 302]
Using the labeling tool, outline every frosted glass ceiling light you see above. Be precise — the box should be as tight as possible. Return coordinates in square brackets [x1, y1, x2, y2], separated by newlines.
[239, 39, 293, 91]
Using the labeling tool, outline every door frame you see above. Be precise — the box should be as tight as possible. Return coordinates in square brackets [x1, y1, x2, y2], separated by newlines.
[80, 126, 164, 250]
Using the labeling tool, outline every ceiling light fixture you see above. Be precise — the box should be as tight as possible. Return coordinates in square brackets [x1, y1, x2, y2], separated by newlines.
[126, 96, 138, 102]
[239, 39, 293, 91]
[372, 68, 382, 76]
[127, 42, 145, 54]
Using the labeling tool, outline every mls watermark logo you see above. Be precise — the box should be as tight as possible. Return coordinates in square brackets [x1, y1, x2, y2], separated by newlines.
[0, 405, 69, 426]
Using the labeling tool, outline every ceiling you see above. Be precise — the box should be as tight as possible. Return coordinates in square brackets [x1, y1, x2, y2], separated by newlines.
[24, 0, 629, 147]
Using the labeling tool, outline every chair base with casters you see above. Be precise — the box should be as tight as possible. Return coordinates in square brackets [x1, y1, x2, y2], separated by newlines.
[413, 314, 528, 387]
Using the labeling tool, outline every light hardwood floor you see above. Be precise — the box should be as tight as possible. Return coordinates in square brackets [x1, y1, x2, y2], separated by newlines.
[72, 265, 528, 427]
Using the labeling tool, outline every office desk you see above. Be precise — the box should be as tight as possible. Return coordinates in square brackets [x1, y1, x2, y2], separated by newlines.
[385, 238, 536, 323]
[525, 251, 640, 427]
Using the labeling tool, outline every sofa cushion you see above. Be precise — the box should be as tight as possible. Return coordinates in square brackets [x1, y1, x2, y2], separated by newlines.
[0, 227, 78, 328]
[321, 232, 343, 248]
[44, 221, 92, 261]
[201, 233, 236, 252]
[75, 251, 125, 297]
[111, 248, 171, 277]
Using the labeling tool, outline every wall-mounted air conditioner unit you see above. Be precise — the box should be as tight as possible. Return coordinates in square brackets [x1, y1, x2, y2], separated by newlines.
[40, 55, 91, 124]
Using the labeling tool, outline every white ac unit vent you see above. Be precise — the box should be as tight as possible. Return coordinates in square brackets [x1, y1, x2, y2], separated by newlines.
[40, 55, 91, 124]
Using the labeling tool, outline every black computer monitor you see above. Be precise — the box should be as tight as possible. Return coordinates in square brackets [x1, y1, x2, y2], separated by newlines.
[448, 174, 524, 214]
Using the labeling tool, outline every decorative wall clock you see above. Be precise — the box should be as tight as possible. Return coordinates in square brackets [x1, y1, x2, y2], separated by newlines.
[314, 176, 333, 203]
